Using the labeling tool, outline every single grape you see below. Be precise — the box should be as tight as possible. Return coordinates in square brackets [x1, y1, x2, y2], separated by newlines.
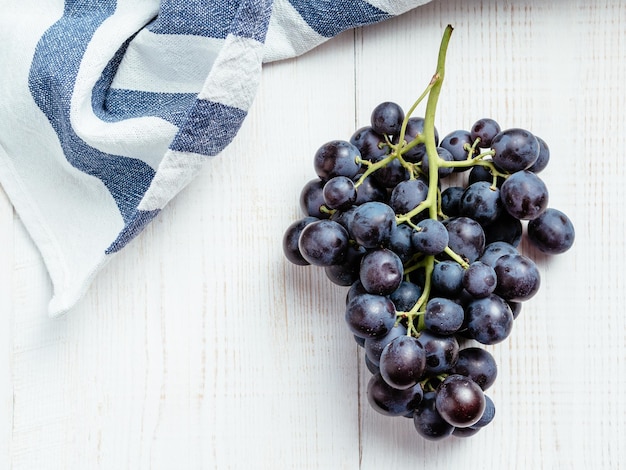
[299, 179, 328, 219]
[435, 374, 486, 428]
[452, 347, 498, 391]
[371, 154, 410, 188]
[389, 281, 423, 313]
[470, 118, 501, 148]
[345, 293, 397, 339]
[424, 297, 464, 335]
[440, 129, 474, 167]
[442, 217, 485, 263]
[418, 330, 459, 374]
[471, 395, 496, 428]
[463, 261, 497, 299]
[412, 218, 449, 255]
[459, 181, 503, 225]
[432, 260, 465, 298]
[353, 174, 387, 205]
[365, 323, 408, 366]
[389, 178, 429, 215]
[371, 101, 405, 137]
[482, 210, 523, 246]
[479, 241, 518, 268]
[324, 243, 366, 286]
[322, 175, 357, 210]
[350, 126, 390, 161]
[494, 253, 541, 302]
[346, 280, 367, 304]
[298, 219, 349, 266]
[403, 116, 439, 162]
[368, 373, 423, 417]
[365, 354, 380, 375]
[359, 248, 404, 296]
[468, 164, 503, 186]
[413, 391, 455, 440]
[465, 294, 514, 345]
[528, 136, 550, 173]
[330, 206, 357, 231]
[527, 208, 575, 254]
[349, 201, 396, 248]
[313, 140, 362, 181]
[379, 335, 427, 390]
[491, 128, 539, 172]
[441, 186, 464, 217]
[282, 216, 319, 265]
[387, 223, 415, 264]
[500, 170, 549, 220]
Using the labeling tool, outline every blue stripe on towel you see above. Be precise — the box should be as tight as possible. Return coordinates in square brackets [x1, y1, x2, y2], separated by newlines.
[287, 0, 391, 37]
[28, 0, 155, 224]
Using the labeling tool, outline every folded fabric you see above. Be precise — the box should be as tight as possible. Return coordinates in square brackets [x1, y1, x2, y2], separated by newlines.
[0, 0, 432, 317]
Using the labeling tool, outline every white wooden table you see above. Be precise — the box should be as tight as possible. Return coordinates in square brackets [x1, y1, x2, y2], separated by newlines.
[1, 1, 625, 468]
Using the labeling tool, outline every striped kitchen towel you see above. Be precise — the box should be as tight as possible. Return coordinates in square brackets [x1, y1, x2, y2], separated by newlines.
[0, 0, 432, 317]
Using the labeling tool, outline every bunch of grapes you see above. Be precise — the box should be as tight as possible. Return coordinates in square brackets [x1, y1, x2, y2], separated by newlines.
[282, 26, 574, 440]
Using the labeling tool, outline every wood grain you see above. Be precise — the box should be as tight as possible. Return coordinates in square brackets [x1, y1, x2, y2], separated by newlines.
[1, 1, 625, 468]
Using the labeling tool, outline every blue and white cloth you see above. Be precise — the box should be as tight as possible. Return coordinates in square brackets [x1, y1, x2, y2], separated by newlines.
[0, 0, 431, 316]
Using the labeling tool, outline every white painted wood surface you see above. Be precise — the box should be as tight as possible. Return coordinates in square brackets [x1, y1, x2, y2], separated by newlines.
[1, 1, 625, 468]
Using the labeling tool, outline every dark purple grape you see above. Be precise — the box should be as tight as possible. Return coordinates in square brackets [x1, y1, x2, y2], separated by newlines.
[452, 347, 498, 391]
[379, 335, 427, 390]
[479, 241, 518, 268]
[330, 206, 357, 231]
[413, 391, 455, 440]
[452, 426, 482, 437]
[346, 280, 367, 304]
[298, 219, 349, 266]
[412, 218, 449, 255]
[389, 281, 423, 312]
[435, 374, 486, 428]
[282, 216, 319, 265]
[350, 126, 390, 161]
[403, 117, 439, 162]
[349, 201, 396, 248]
[471, 395, 495, 428]
[417, 330, 459, 374]
[442, 217, 485, 263]
[299, 179, 328, 219]
[432, 260, 465, 298]
[491, 128, 539, 172]
[389, 178, 429, 215]
[365, 354, 380, 375]
[324, 243, 366, 286]
[500, 170, 549, 220]
[424, 297, 464, 335]
[528, 136, 550, 173]
[371, 154, 410, 188]
[371, 101, 405, 137]
[365, 323, 408, 366]
[494, 253, 541, 302]
[441, 186, 464, 217]
[527, 208, 575, 254]
[459, 181, 503, 225]
[462, 261, 497, 299]
[464, 294, 514, 345]
[322, 176, 357, 210]
[387, 223, 415, 264]
[470, 118, 501, 148]
[368, 373, 423, 417]
[353, 174, 387, 205]
[440, 129, 473, 166]
[468, 164, 503, 186]
[345, 293, 396, 339]
[359, 248, 404, 296]
[508, 300, 522, 319]
[482, 210, 523, 246]
[313, 140, 361, 181]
